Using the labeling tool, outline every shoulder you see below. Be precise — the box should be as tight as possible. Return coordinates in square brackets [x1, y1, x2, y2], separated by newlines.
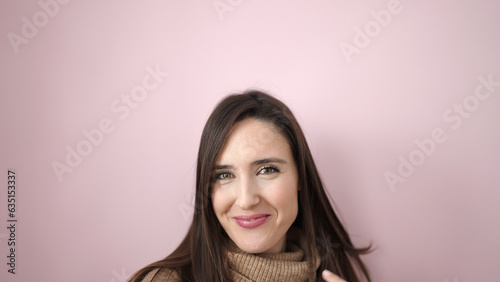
[140, 267, 181, 282]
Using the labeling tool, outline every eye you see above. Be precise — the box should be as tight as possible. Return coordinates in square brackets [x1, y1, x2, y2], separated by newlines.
[259, 165, 279, 175]
[214, 171, 233, 181]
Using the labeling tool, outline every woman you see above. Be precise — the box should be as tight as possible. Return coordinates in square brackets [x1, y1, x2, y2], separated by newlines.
[130, 90, 371, 282]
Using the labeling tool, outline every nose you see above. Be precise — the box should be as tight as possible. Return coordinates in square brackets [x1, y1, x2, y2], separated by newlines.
[235, 176, 260, 210]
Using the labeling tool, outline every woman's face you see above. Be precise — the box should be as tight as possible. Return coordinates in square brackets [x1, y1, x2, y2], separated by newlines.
[211, 118, 299, 254]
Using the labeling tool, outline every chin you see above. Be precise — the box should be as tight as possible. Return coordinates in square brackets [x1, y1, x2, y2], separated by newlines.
[234, 237, 279, 254]
[238, 244, 269, 254]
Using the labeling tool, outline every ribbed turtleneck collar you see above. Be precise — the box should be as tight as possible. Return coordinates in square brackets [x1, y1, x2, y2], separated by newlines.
[225, 228, 320, 282]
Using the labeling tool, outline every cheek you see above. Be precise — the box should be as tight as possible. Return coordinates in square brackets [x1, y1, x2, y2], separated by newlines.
[211, 188, 232, 216]
[268, 179, 299, 214]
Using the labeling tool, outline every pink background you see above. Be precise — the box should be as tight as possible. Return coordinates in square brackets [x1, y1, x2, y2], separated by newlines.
[1, 0, 499, 281]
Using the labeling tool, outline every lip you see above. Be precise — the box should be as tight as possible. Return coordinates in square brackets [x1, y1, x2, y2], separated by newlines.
[233, 214, 270, 229]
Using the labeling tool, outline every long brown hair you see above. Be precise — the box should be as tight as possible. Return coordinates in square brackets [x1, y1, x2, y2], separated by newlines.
[130, 90, 372, 281]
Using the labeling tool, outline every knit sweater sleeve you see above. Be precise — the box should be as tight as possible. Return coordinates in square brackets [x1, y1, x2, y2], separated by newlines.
[140, 267, 181, 282]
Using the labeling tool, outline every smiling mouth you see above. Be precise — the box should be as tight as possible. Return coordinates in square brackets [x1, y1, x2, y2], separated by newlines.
[233, 214, 270, 228]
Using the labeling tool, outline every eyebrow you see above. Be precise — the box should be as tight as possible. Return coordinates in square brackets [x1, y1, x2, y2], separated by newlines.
[214, 158, 287, 170]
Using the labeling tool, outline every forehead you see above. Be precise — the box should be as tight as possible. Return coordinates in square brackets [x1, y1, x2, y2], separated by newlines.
[216, 118, 291, 164]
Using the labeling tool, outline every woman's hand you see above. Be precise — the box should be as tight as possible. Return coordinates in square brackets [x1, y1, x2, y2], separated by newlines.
[321, 270, 346, 282]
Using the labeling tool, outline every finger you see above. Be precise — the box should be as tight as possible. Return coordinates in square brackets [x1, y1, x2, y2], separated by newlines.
[322, 270, 347, 282]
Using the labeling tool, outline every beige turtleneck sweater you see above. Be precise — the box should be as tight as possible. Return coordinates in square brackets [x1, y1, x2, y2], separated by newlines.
[141, 230, 319, 282]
